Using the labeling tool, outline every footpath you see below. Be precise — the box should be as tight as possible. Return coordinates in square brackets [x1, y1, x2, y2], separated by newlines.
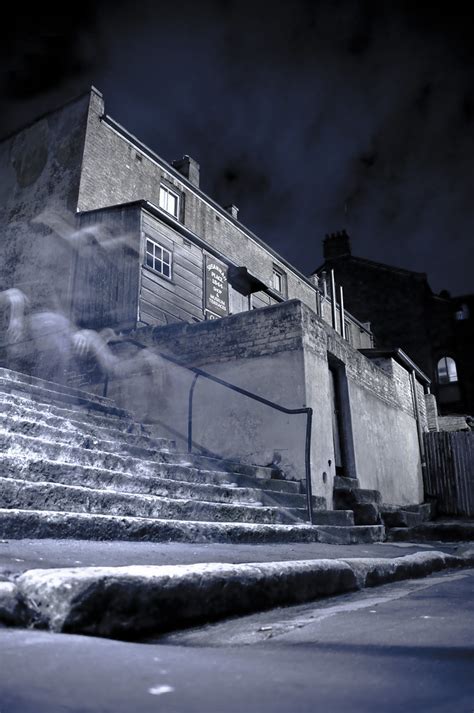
[0, 537, 472, 642]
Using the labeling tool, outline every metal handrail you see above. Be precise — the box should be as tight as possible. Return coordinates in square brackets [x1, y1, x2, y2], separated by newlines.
[105, 337, 315, 524]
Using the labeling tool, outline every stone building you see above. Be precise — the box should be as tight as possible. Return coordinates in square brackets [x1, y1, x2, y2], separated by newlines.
[0, 87, 438, 530]
[313, 231, 474, 417]
[0, 86, 371, 348]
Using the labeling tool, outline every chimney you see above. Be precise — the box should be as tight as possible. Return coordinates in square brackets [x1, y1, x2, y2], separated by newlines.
[171, 155, 200, 187]
[323, 230, 351, 260]
[224, 204, 239, 220]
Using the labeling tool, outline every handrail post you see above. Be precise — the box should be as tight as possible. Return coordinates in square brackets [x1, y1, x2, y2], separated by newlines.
[305, 408, 314, 524]
[187, 373, 200, 453]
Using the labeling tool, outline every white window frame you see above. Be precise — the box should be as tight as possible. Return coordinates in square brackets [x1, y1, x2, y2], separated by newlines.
[159, 184, 180, 219]
[437, 356, 458, 385]
[145, 237, 172, 280]
[271, 265, 286, 295]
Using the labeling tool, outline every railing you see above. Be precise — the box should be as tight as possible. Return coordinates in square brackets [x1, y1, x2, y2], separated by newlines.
[104, 337, 315, 524]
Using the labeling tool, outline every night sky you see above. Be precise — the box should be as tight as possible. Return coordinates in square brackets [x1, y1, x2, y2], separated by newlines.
[1, 1, 473, 295]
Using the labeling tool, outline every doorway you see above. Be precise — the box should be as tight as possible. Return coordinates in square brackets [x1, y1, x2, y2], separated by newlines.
[328, 359, 357, 479]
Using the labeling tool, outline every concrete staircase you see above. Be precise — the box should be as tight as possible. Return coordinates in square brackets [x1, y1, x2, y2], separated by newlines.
[333, 476, 383, 526]
[333, 475, 434, 538]
[0, 368, 385, 544]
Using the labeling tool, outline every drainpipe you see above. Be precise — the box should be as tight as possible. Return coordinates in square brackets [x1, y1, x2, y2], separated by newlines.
[410, 369, 427, 475]
[330, 269, 337, 331]
[339, 285, 346, 339]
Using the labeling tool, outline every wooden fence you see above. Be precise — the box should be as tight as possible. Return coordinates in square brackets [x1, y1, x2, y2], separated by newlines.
[424, 431, 474, 517]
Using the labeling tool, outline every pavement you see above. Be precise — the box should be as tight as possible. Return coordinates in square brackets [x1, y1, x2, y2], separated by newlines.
[1, 569, 473, 713]
[0, 537, 466, 573]
[1, 538, 473, 641]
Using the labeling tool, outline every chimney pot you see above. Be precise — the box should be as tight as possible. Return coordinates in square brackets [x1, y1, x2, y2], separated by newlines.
[323, 229, 351, 260]
[224, 204, 239, 220]
[171, 155, 200, 187]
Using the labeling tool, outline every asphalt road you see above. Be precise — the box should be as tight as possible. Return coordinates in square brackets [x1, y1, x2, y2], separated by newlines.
[0, 569, 473, 713]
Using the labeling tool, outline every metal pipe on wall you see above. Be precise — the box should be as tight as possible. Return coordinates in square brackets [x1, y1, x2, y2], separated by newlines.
[330, 269, 337, 331]
[339, 285, 346, 339]
[411, 369, 427, 474]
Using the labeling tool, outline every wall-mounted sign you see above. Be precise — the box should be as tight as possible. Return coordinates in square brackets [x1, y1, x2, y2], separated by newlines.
[204, 255, 228, 318]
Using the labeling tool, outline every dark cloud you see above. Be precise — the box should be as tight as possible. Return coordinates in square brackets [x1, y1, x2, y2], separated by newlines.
[1, 0, 473, 294]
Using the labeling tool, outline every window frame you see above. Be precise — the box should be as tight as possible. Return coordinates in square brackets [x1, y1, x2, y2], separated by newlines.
[271, 265, 287, 296]
[144, 236, 173, 281]
[436, 356, 458, 385]
[159, 183, 181, 220]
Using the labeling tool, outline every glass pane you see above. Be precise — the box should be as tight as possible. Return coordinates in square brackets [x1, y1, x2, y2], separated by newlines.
[146, 253, 154, 267]
[163, 263, 170, 278]
[437, 357, 458, 384]
[446, 358, 458, 382]
[159, 187, 167, 210]
[437, 358, 448, 384]
[168, 193, 178, 217]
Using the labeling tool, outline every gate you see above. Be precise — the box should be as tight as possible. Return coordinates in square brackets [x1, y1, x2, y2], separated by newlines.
[424, 431, 474, 516]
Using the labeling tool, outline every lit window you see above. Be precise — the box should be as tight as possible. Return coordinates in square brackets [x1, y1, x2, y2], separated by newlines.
[159, 184, 180, 219]
[272, 266, 286, 295]
[437, 356, 458, 384]
[455, 304, 470, 320]
[145, 238, 172, 279]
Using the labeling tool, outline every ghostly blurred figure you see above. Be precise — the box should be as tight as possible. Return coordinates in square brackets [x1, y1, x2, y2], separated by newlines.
[0, 288, 120, 384]
[0, 287, 165, 422]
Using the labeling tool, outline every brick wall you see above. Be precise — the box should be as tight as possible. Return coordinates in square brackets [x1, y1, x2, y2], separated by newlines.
[130, 299, 304, 368]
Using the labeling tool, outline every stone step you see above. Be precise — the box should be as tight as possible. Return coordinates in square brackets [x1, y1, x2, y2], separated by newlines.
[333, 487, 383, 526]
[0, 393, 148, 437]
[333, 476, 360, 491]
[0, 509, 384, 544]
[0, 456, 301, 503]
[381, 509, 425, 529]
[400, 503, 434, 521]
[0, 454, 317, 511]
[311, 524, 385, 545]
[0, 477, 308, 526]
[0, 377, 129, 419]
[1, 415, 175, 459]
[334, 488, 383, 507]
[0, 430, 281, 484]
[0, 367, 114, 407]
[387, 521, 474, 543]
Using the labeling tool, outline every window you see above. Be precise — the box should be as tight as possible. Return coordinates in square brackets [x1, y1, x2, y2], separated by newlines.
[159, 184, 180, 219]
[271, 265, 286, 295]
[145, 238, 172, 279]
[437, 356, 458, 384]
[455, 303, 470, 320]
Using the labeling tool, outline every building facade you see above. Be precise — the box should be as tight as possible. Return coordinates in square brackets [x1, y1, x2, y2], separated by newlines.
[0, 87, 439, 510]
[0, 87, 372, 349]
[313, 231, 474, 416]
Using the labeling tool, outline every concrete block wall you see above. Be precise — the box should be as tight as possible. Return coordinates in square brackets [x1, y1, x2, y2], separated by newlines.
[300, 303, 425, 504]
[101, 299, 425, 507]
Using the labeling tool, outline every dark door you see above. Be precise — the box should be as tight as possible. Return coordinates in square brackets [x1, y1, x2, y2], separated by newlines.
[329, 367, 344, 475]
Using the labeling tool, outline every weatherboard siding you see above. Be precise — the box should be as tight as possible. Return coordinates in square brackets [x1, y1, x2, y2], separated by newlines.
[139, 211, 204, 325]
